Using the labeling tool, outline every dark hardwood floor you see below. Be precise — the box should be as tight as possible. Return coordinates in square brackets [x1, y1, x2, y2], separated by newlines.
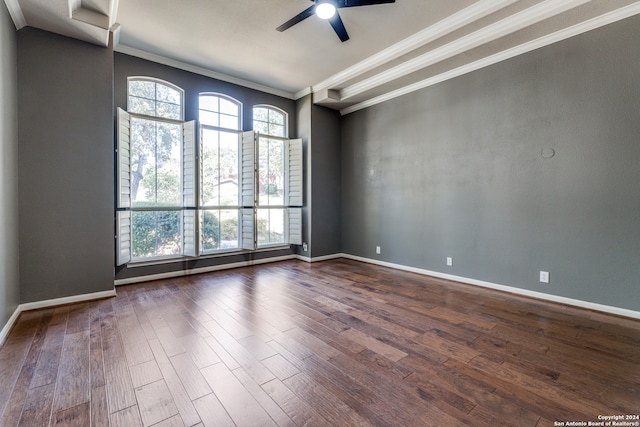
[0, 259, 638, 426]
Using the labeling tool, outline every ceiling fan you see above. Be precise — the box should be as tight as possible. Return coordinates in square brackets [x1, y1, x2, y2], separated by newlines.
[276, 0, 396, 42]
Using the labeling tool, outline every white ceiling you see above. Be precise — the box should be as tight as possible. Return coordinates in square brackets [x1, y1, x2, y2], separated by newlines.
[5, 0, 640, 114]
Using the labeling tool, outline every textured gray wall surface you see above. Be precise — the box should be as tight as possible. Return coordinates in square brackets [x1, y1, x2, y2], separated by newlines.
[310, 104, 341, 257]
[18, 28, 115, 302]
[295, 95, 312, 257]
[0, 2, 20, 325]
[341, 16, 640, 311]
[114, 53, 298, 280]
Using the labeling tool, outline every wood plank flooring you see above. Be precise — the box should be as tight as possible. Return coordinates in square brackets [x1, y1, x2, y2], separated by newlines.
[0, 259, 638, 426]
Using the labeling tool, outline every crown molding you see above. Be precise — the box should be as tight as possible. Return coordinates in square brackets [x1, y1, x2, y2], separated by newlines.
[340, 1, 640, 115]
[340, 0, 593, 100]
[3, 0, 26, 29]
[115, 44, 297, 100]
[312, 0, 520, 94]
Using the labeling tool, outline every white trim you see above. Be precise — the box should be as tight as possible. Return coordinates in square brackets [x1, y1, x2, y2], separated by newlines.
[340, 2, 640, 115]
[0, 305, 21, 347]
[115, 44, 296, 100]
[3, 0, 26, 29]
[295, 253, 343, 263]
[340, 0, 592, 100]
[0, 289, 117, 347]
[114, 254, 297, 286]
[339, 254, 640, 320]
[20, 289, 116, 312]
[312, 0, 519, 93]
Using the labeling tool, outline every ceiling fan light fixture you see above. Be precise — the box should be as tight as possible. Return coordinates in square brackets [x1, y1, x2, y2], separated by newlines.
[315, 2, 336, 20]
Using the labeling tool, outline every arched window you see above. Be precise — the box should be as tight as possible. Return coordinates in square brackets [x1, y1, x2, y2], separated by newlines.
[253, 105, 287, 137]
[198, 93, 243, 253]
[252, 105, 297, 247]
[199, 93, 241, 130]
[117, 78, 195, 264]
[127, 77, 183, 120]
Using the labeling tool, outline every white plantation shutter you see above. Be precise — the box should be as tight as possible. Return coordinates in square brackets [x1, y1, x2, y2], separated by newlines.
[117, 108, 131, 208]
[183, 121, 196, 207]
[286, 138, 303, 207]
[288, 208, 302, 245]
[241, 131, 255, 207]
[182, 121, 197, 257]
[241, 208, 255, 250]
[116, 210, 131, 265]
[183, 209, 197, 257]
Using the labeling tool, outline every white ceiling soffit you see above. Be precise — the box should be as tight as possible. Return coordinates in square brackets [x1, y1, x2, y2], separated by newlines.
[6, 0, 640, 115]
[6, 0, 118, 46]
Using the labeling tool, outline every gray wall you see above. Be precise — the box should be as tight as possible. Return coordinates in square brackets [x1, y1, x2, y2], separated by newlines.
[18, 28, 115, 302]
[294, 96, 342, 259]
[310, 103, 341, 257]
[0, 2, 20, 326]
[341, 15, 640, 311]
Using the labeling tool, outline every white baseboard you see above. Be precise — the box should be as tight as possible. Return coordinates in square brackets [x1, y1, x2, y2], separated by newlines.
[0, 288, 116, 348]
[339, 253, 640, 320]
[0, 305, 22, 347]
[115, 254, 298, 286]
[295, 253, 343, 263]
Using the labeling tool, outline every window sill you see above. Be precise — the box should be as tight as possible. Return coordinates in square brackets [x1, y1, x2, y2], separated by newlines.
[124, 245, 293, 269]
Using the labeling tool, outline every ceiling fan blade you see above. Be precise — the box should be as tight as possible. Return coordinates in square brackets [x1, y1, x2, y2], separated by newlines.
[337, 0, 395, 8]
[276, 5, 316, 32]
[329, 12, 349, 42]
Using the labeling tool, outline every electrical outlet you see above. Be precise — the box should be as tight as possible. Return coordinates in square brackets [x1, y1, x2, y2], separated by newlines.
[539, 271, 550, 284]
[376, 246, 381, 254]
[446, 257, 453, 266]
[302, 243, 308, 252]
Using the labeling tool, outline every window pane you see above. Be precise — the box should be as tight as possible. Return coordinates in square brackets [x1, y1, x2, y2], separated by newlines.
[156, 83, 181, 105]
[132, 210, 181, 259]
[257, 137, 285, 206]
[220, 98, 238, 116]
[200, 96, 219, 112]
[129, 80, 155, 99]
[129, 96, 155, 116]
[128, 80, 183, 120]
[199, 95, 240, 130]
[156, 101, 181, 120]
[254, 121, 268, 135]
[220, 114, 239, 130]
[219, 133, 239, 206]
[257, 208, 284, 246]
[202, 209, 239, 252]
[130, 118, 181, 207]
[201, 130, 239, 207]
[253, 107, 268, 122]
[201, 129, 220, 206]
[253, 107, 286, 137]
[268, 123, 285, 137]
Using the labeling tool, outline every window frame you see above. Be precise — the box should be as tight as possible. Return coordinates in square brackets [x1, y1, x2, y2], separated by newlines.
[198, 93, 244, 255]
[117, 83, 302, 266]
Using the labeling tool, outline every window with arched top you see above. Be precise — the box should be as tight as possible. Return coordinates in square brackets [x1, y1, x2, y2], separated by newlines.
[127, 77, 184, 120]
[252, 105, 299, 247]
[253, 105, 287, 137]
[199, 93, 241, 130]
[116, 78, 195, 264]
[198, 93, 243, 253]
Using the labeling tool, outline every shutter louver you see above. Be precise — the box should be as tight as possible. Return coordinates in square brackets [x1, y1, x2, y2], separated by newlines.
[241, 131, 255, 207]
[183, 209, 197, 257]
[183, 120, 196, 207]
[116, 210, 131, 265]
[241, 208, 255, 250]
[117, 108, 131, 208]
[287, 138, 303, 206]
[288, 208, 302, 245]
